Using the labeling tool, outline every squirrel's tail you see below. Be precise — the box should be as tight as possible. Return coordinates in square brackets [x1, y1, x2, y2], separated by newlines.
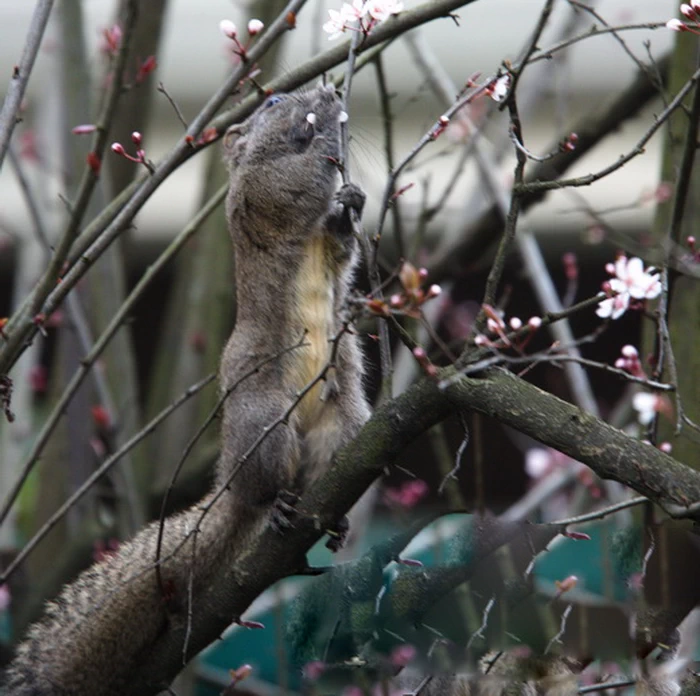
[3, 490, 252, 696]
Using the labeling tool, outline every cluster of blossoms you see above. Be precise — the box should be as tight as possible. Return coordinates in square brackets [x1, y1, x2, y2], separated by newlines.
[219, 18, 265, 59]
[614, 344, 646, 378]
[667, 2, 700, 34]
[596, 255, 661, 320]
[110, 131, 153, 172]
[366, 261, 441, 317]
[323, 0, 404, 40]
[474, 304, 542, 350]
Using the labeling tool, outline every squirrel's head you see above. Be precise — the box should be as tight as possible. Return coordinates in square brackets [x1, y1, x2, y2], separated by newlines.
[224, 84, 345, 228]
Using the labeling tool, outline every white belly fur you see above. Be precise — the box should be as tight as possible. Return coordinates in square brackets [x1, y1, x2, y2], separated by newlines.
[289, 235, 335, 432]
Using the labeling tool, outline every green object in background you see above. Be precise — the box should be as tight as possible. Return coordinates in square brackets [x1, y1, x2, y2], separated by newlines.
[195, 516, 640, 694]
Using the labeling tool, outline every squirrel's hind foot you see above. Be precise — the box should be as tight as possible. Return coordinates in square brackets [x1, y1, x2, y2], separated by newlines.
[325, 515, 350, 552]
[269, 489, 301, 533]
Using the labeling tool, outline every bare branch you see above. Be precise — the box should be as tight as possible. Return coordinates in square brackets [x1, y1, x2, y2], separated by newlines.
[0, 0, 55, 171]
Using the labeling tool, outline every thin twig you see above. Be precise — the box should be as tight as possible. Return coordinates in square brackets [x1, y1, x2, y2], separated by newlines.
[158, 82, 189, 130]
[438, 415, 469, 494]
[373, 53, 405, 259]
[153, 334, 309, 596]
[0, 0, 55, 171]
[340, 23, 393, 401]
[0, 0, 308, 376]
[552, 496, 648, 526]
[565, 2, 661, 91]
[0, 373, 216, 583]
[0, 185, 227, 528]
[503, 0, 556, 104]
[578, 679, 636, 694]
[528, 23, 665, 67]
[545, 604, 572, 653]
[516, 63, 700, 195]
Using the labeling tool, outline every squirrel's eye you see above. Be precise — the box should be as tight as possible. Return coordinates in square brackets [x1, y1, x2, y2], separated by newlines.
[264, 95, 284, 108]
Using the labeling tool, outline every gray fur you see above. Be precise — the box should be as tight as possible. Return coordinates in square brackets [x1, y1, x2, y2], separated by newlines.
[4, 84, 369, 695]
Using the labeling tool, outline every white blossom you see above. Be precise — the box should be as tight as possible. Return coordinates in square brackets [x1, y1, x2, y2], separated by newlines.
[343, 0, 369, 20]
[219, 19, 237, 39]
[597, 256, 660, 320]
[323, 9, 347, 39]
[490, 74, 511, 103]
[247, 18, 264, 35]
[632, 392, 661, 425]
[610, 256, 661, 300]
[666, 18, 687, 31]
[366, 0, 404, 21]
[596, 293, 630, 320]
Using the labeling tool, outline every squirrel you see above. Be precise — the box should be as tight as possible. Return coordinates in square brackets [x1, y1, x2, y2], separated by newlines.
[3, 83, 370, 695]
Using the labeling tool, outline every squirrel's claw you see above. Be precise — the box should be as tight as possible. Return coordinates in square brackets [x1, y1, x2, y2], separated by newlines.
[269, 489, 300, 533]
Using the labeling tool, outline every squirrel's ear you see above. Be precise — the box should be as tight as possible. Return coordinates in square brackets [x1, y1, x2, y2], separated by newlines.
[223, 123, 247, 152]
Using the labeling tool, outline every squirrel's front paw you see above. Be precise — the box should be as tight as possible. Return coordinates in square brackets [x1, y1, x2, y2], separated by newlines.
[335, 183, 365, 218]
[269, 489, 300, 534]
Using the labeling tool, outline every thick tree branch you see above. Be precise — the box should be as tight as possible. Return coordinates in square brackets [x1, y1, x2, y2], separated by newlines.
[126, 367, 700, 692]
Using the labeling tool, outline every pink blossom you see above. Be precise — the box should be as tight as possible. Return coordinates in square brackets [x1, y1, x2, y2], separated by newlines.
[303, 661, 327, 680]
[666, 18, 687, 31]
[681, 4, 697, 20]
[486, 309, 505, 334]
[366, 0, 404, 21]
[71, 124, 97, 135]
[219, 19, 237, 39]
[247, 19, 264, 35]
[615, 344, 645, 377]
[384, 479, 428, 508]
[390, 643, 416, 667]
[100, 25, 122, 55]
